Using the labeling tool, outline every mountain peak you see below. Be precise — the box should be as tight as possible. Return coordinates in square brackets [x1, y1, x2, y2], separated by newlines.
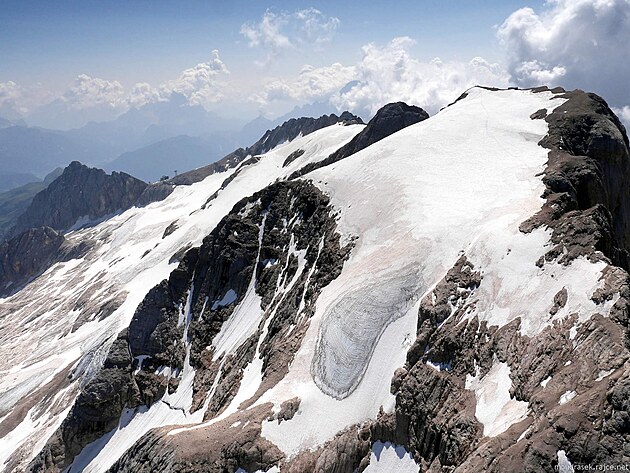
[10, 162, 147, 236]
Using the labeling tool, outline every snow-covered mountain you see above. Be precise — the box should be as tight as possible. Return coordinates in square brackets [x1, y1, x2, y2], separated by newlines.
[1, 87, 629, 473]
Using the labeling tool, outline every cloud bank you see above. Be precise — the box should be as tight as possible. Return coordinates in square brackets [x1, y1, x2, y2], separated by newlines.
[254, 37, 509, 117]
[498, 0, 630, 107]
[1, 50, 231, 129]
[3, 2, 630, 130]
[331, 38, 509, 116]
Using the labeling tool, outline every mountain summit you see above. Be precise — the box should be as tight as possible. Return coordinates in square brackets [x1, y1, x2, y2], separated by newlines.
[1, 87, 629, 473]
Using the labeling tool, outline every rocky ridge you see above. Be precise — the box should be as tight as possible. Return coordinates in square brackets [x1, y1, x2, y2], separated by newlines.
[169, 111, 362, 186]
[289, 102, 429, 179]
[4, 88, 629, 473]
[10, 161, 148, 237]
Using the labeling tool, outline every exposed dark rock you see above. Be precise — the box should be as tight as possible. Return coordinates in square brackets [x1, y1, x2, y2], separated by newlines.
[162, 220, 179, 239]
[28, 330, 138, 473]
[269, 397, 301, 424]
[290, 102, 429, 178]
[282, 148, 305, 167]
[549, 287, 568, 315]
[188, 180, 352, 413]
[108, 404, 284, 473]
[135, 181, 175, 206]
[523, 89, 630, 269]
[0, 226, 65, 296]
[10, 161, 148, 237]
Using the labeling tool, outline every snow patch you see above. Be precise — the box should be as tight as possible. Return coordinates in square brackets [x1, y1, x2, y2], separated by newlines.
[363, 441, 419, 473]
[559, 390, 577, 405]
[596, 369, 614, 381]
[557, 450, 575, 473]
[465, 361, 529, 437]
[211, 289, 238, 310]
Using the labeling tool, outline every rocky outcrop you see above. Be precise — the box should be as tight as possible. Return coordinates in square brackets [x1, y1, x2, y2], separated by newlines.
[523, 87, 630, 269]
[0, 226, 90, 297]
[170, 112, 362, 186]
[10, 161, 147, 236]
[108, 404, 285, 473]
[381, 88, 630, 472]
[134, 181, 175, 207]
[29, 179, 352, 471]
[290, 102, 429, 178]
[0, 226, 64, 296]
[28, 330, 138, 473]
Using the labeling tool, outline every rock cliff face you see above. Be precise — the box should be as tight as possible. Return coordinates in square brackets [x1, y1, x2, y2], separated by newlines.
[4, 89, 630, 473]
[10, 161, 147, 236]
[0, 225, 92, 297]
[386, 87, 630, 472]
[0, 227, 65, 296]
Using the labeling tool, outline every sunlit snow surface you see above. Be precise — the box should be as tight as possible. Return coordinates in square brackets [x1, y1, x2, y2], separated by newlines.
[259, 88, 584, 456]
[0, 123, 363, 472]
[364, 441, 420, 473]
[0, 88, 620, 472]
[465, 361, 529, 437]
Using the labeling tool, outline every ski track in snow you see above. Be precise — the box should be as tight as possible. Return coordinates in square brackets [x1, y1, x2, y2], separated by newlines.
[0, 88, 621, 471]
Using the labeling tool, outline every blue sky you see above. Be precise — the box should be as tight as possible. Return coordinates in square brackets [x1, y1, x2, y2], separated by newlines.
[2, 0, 541, 87]
[1, 0, 629, 129]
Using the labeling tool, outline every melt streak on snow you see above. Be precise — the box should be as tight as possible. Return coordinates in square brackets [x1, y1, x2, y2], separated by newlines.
[0, 123, 363, 472]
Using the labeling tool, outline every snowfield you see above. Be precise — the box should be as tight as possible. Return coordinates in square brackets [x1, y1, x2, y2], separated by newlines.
[0, 123, 363, 472]
[0, 88, 620, 472]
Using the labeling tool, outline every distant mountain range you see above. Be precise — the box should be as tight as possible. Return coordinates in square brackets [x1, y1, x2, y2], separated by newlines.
[0, 95, 345, 187]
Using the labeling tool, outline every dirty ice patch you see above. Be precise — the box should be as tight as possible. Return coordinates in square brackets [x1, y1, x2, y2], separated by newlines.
[364, 441, 420, 473]
[465, 361, 528, 437]
[311, 268, 419, 399]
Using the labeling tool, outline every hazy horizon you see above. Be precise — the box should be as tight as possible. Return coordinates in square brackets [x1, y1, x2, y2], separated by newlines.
[2, 0, 629, 132]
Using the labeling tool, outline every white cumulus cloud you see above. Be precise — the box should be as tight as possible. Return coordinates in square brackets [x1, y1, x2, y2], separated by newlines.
[0, 81, 28, 118]
[241, 8, 340, 63]
[613, 106, 630, 132]
[6, 50, 232, 128]
[498, 0, 630, 106]
[253, 63, 356, 104]
[62, 74, 127, 111]
[161, 50, 230, 105]
[333, 37, 509, 116]
[254, 37, 508, 118]
[0, 81, 52, 120]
